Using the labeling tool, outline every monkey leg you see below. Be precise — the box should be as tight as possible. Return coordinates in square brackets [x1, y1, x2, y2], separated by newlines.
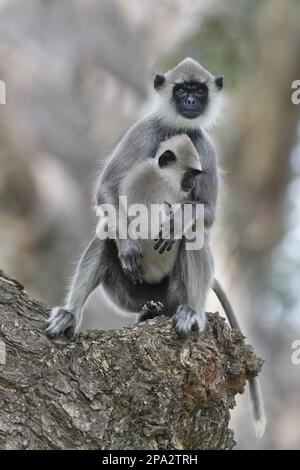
[171, 242, 214, 337]
[46, 237, 107, 340]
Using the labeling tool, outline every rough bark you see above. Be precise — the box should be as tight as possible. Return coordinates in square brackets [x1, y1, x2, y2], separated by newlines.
[0, 270, 263, 450]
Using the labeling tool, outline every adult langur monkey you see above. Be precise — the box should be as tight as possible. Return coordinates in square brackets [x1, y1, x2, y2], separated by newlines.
[46, 58, 266, 437]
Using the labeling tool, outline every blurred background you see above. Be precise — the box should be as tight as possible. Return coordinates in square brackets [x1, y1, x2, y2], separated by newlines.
[0, 0, 300, 449]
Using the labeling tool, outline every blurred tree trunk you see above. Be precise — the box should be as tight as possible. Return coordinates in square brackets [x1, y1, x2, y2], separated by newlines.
[224, 0, 300, 283]
[0, 270, 262, 450]
[219, 0, 300, 448]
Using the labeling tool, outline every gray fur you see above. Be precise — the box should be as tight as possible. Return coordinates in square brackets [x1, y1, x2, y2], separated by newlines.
[172, 305, 202, 336]
[46, 237, 107, 338]
[156, 58, 223, 131]
[46, 58, 220, 339]
[46, 57, 266, 437]
[212, 279, 266, 437]
[119, 134, 202, 285]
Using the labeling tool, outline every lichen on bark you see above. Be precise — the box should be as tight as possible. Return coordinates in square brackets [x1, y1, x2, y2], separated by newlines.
[0, 270, 263, 450]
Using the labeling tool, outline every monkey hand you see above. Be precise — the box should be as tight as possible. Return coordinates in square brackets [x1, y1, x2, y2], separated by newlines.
[118, 239, 144, 284]
[154, 203, 177, 254]
[45, 307, 78, 340]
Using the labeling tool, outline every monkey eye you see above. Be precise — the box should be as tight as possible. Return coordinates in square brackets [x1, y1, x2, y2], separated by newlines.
[175, 87, 186, 98]
[195, 88, 207, 98]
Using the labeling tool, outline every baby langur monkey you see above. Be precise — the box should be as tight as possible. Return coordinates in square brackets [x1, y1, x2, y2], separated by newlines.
[118, 134, 203, 286]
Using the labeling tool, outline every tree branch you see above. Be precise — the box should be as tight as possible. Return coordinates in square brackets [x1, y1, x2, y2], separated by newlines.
[0, 270, 263, 450]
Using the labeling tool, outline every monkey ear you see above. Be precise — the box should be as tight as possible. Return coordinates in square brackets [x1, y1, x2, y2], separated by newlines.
[158, 150, 176, 168]
[154, 73, 165, 90]
[215, 75, 224, 90]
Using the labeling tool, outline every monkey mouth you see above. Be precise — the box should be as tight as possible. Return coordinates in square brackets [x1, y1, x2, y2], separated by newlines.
[179, 109, 202, 119]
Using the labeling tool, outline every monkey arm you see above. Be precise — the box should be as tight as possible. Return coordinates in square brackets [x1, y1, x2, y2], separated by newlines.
[188, 130, 219, 229]
[95, 116, 160, 229]
[96, 172, 144, 284]
[95, 137, 141, 237]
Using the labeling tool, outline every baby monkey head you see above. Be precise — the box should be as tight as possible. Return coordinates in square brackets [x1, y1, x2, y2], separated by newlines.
[155, 134, 203, 193]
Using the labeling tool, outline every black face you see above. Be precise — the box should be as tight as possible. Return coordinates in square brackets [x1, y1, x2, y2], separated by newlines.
[181, 168, 203, 192]
[173, 81, 208, 119]
[158, 150, 176, 168]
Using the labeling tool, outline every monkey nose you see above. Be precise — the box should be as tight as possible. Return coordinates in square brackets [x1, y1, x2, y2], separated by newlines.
[186, 95, 196, 106]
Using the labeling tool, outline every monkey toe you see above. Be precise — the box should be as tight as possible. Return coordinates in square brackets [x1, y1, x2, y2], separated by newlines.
[153, 237, 173, 253]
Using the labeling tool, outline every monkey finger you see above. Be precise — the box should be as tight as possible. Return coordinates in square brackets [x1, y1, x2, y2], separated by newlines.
[154, 236, 170, 250]
[153, 239, 164, 250]
[158, 240, 170, 254]
[166, 240, 176, 251]
[157, 229, 163, 239]
[157, 228, 170, 240]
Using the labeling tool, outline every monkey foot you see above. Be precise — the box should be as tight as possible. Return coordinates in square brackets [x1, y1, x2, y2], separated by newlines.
[138, 301, 164, 322]
[172, 305, 206, 337]
[45, 307, 77, 340]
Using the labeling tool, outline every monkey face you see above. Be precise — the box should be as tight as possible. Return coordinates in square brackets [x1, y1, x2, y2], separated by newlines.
[153, 59, 224, 129]
[172, 81, 209, 119]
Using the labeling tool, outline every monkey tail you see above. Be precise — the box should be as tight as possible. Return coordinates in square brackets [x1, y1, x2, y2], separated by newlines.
[248, 376, 267, 438]
[212, 278, 267, 438]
